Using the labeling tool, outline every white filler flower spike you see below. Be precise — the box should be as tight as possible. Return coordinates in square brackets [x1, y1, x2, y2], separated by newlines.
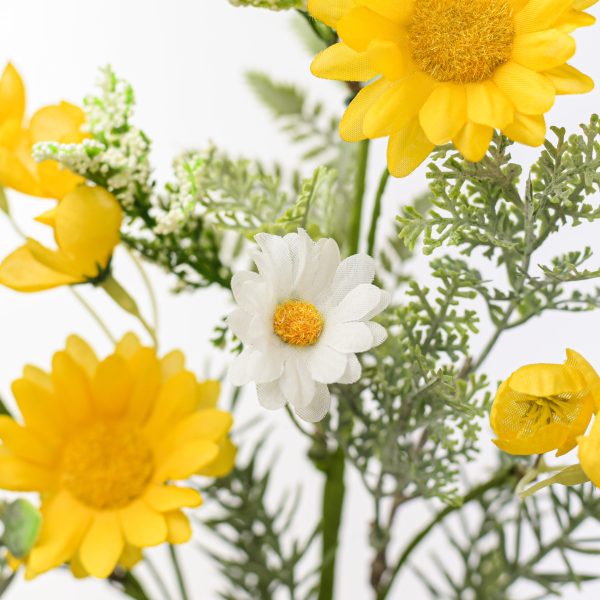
[228, 229, 390, 423]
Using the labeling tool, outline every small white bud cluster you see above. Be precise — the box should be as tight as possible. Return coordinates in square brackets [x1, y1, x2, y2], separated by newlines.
[227, 0, 306, 10]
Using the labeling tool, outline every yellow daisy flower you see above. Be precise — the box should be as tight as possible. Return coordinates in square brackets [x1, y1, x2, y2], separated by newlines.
[0, 62, 87, 198]
[0, 185, 123, 292]
[309, 0, 597, 177]
[490, 349, 600, 456]
[0, 333, 236, 579]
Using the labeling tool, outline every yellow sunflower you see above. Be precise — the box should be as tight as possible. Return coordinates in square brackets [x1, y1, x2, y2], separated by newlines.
[0, 333, 236, 579]
[309, 0, 597, 177]
[0, 62, 87, 198]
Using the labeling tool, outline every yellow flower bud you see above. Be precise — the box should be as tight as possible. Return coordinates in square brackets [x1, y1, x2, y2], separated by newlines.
[0, 185, 123, 292]
[490, 349, 600, 456]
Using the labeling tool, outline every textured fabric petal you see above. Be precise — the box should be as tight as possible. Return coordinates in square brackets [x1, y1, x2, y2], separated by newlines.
[544, 64, 595, 94]
[578, 417, 600, 487]
[311, 42, 377, 82]
[307, 345, 348, 384]
[337, 7, 404, 53]
[494, 62, 555, 114]
[365, 321, 388, 347]
[0, 245, 78, 292]
[503, 112, 546, 146]
[297, 237, 341, 299]
[254, 233, 294, 295]
[308, 0, 353, 28]
[387, 118, 435, 178]
[165, 511, 192, 544]
[513, 29, 576, 71]
[467, 81, 515, 128]
[92, 354, 133, 418]
[280, 359, 316, 408]
[154, 439, 219, 481]
[420, 84, 467, 145]
[366, 40, 413, 82]
[329, 283, 386, 323]
[119, 501, 167, 547]
[340, 78, 393, 142]
[256, 381, 287, 410]
[493, 423, 569, 455]
[324, 322, 374, 353]
[294, 384, 331, 423]
[355, 0, 415, 23]
[515, 0, 573, 33]
[566, 348, 600, 410]
[338, 354, 362, 385]
[329, 254, 375, 306]
[79, 511, 123, 578]
[145, 485, 202, 512]
[454, 122, 494, 162]
[229, 347, 283, 386]
[508, 363, 586, 396]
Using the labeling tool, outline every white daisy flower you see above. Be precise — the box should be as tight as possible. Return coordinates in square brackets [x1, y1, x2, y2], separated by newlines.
[227, 229, 390, 422]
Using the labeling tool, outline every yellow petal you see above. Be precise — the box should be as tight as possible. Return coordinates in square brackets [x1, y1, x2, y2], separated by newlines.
[116, 332, 144, 359]
[503, 112, 546, 146]
[154, 439, 219, 481]
[494, 62, 555, 115]
[0, 416, 59, 466]
[79, 512, 124, 578]
[65, 335, 99, 379]
[512, 29, 576, 71]
[354, 0, 415, 23]
[453, 122, 494, 163]
[366, 39, 413, 82]
[340, 78, 393, 142]
[161, 349, 186, 380]
[363, 72, 434, 138]
[544, 64, 594, 94]
[51, 350, 93, 424]
[198, 437, 237, 478]
[507, 363, 586, 397]
[467, 81, 515, 129]
[307, 0, 353, 28]
[337, 7, 404, 53]
[566, 349, 600, 411]
[387, 118, 435, 178]
[28, 491, 92, 577]
[119, 500, 167, 547]
[196, 380, 220, 410]
[493, 422, 570, 455]
[578, 417, 600, 487]
[145, 485, 203, 512]
[311, 43, 377, 82]
[0, 245, 78, 292]
[419, 84, 467, 145]
[515, 0, 573, 34]
[127, 347, 161, 423]
[554, 7, 596, 31]
[0, 455, 56, 491]
[29, 102, 87, 145]
[0, 63, 25, 126]
[92, 354, 133, 418]
[165, 511, 192, 544]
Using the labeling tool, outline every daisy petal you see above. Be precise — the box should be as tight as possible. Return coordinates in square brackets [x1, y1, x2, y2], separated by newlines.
[294, 384, 331, 423]
[329, 254, 376, 306]
[280, 359, 316, 408]
[330, 284, 386, 323]
[365, 321, 388, 347]
[338, 354, 362, 385]
[307, 346, 348, 384]
[325, 322, 374, 353]
[257, 381, 287, 410]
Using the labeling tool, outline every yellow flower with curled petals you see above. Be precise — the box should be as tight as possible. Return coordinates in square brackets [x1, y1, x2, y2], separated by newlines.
[578, 414, 600, 486]
[491, 349, 600, 456]
[0, 333, 236, 579]
[309, 0, 597, 177]
[0, 185, 122, 292]
[0, 62, 87, 198]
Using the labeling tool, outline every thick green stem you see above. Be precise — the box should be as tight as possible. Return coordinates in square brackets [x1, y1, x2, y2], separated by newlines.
[168, 545, 189, 600]
[318, 447, 346, 600]
[367, 169, 390, 257]
[348, 140, 370, 255]
[376, 467, 516, 600]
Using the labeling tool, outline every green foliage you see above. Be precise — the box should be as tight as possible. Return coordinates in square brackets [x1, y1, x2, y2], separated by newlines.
[201, 441, 319, 600]
[421, 465, 600, 599]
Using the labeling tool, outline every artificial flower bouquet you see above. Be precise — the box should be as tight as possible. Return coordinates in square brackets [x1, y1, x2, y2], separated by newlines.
[1, 0, 600, 598]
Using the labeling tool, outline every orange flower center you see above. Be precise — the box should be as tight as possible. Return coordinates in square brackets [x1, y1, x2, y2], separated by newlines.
[61, 422, 154, 509]
[408, 0, 515, 84]
[273, 300, 324, 347]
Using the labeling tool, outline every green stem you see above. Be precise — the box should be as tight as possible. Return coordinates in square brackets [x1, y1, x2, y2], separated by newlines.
[376, 467, 516, 600]
[108, 569, 152, 600]
[126, 247, 159, 334]
[168, 545, 190, 600]
[348, 140, 370, 255]
[318, 447, 346, 600]
[367, 169, 391, 257]
[101, 273, 158, 347]
[69, 287, 117, 345]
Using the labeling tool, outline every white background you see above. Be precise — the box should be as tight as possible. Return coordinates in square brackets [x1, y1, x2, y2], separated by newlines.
[1, 1, 600, 598]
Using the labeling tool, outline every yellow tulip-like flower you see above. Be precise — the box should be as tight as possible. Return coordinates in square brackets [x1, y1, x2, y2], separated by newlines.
[309, 0, 597, 177]
[491, 349, 600, 456]
[0, 185, 123, 292]
[0, 333, 236, 579]
[0, 62, 87, 198]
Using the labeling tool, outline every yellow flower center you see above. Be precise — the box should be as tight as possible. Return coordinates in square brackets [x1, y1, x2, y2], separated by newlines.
[273, 300, 324, 347]
[519, 393, 582, 433]
[408, 0, 515, 84]
[61, 422, 154, 510]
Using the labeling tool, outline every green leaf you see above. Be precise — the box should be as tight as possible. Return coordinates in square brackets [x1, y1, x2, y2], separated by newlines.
[1, 499, 42, 559]
[518, 465, 589, 500]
